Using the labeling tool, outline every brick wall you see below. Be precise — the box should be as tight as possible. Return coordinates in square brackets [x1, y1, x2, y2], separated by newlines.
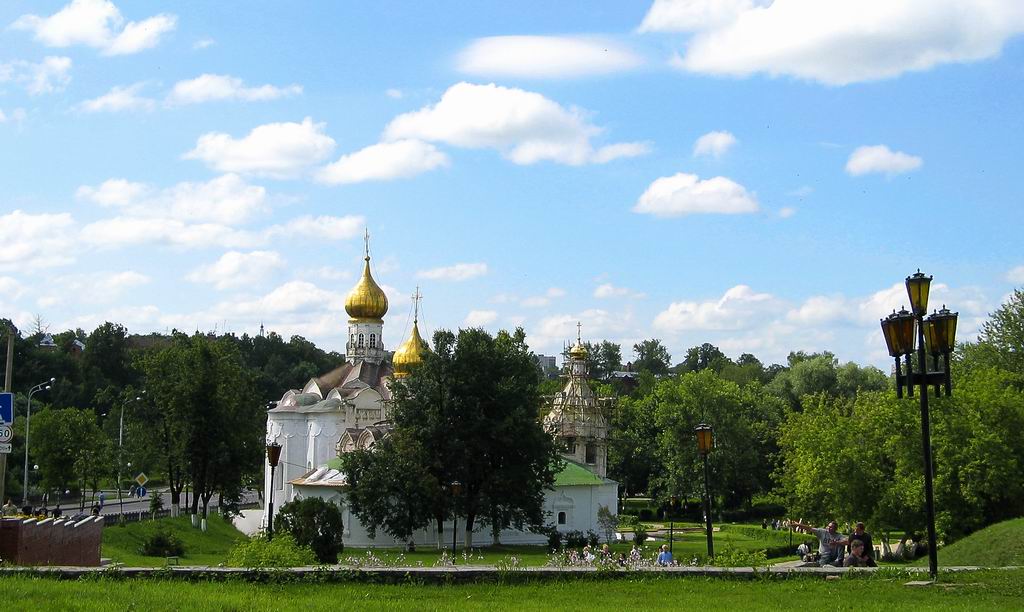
[0, 516, 103, 566]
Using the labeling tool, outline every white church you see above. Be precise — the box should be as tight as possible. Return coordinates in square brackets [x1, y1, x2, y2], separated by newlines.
[263, 241, 617, 547]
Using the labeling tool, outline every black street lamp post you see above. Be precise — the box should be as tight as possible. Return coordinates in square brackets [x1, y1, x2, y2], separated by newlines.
[695, 423, 714, 559]
[266, 441, 282, 541]
[450, 480, 463, 557]
[879, 270, 958, 579]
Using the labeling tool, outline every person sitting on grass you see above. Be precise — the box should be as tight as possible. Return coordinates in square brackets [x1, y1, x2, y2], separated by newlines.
[847, 522, 877, 567]
[791, 519, 848, 567]
[844, 540, 872, 568]
[656, 544, 673, 566]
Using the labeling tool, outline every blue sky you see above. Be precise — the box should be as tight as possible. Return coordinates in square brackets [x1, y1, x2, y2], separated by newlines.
[2, 0, 1023, 368]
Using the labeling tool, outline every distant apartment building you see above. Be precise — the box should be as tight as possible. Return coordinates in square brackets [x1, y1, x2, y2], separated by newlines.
[534, 354, 558, 378]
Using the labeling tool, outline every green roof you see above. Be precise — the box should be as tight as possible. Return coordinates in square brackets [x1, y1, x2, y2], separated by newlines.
[553, 460, 605, 487]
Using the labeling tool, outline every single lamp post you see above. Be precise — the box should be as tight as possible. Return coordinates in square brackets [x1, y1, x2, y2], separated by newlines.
[695, 423, 714, 559]
[266, 441, 282, 541]
[22, 378, 54, 505]
[117, 394, 143, 517]
[879, 270, 957, 579]
[450, 480, 463, 556]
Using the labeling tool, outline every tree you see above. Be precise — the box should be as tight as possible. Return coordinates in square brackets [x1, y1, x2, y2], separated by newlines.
[633, 339, 671, 376]
[388, 327, 562, 548]
[277, 497, 346, 563]
[960, 289, 1024, 378]
[678, 343, 730, 374]
[596, 504, 619, 544]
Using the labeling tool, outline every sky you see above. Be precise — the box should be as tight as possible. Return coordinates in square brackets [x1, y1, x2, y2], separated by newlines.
[1, 0, 1023, 369]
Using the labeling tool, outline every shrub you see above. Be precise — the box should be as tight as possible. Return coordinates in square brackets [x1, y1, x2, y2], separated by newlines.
[546, 528, 562, 551]
[596, 505, 619, 543]
[226, 533, 316, 568]
[586, 530, 600, 548]
[148, 492, 164, 520]
[140, 527, 185, 557]
[276, 497, 345, 564]
[564, 530, 588, 549]
[638, 508, 654, 521]
[633, 525, 649, 546]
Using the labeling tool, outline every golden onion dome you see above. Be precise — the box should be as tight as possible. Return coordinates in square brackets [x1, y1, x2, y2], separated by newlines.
[345, 256, 389, 321]
[569, 341, 588, 360]
[392, 321, 429, 378]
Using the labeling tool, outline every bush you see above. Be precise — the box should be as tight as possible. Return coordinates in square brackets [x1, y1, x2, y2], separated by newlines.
[546, 528, 562, 551]
[638, 508, 654, 521]
[564, 530, 588, 549]
[633, 525, 649, 546]
[140, 527, 185, 557]
[276, 497, 345, 564]
[148, 492, 164, 520]
[586, 530, 600, 548]
[226, 533, 317, 568]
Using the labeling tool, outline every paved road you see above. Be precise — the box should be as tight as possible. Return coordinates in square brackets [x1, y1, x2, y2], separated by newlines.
[36, 489, 260, 516]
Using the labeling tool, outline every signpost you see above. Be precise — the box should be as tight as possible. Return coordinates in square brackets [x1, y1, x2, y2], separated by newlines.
[135, 473, 148, 487]
[0, 392, 12, 427]
[0, 443, 10, 454]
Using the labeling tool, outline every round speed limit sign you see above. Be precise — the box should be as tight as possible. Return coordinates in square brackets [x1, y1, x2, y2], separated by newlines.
[0, 424, 12, 443]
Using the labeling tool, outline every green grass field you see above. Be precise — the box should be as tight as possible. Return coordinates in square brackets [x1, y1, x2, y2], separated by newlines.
[101, 515, 246, 567]
[1, 570, 1022, 611]
[914, 517, 1024, 567]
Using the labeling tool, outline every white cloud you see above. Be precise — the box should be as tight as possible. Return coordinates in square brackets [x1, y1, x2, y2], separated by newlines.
[78, 174, 267, 225]
[166, 74, 302, 105]
[77, 82, 155, 113]
[693, 130, 737, 157]
[0, 57, 72, 95]
[416, 262, 488, 282]
[633, 172, 759, 217]
[531, 308, 639, 354]
[779, 207, 796, 218]
[40, 270, 149, 306]
[0, 108, 27, 124]
[639, 0, 759, 32]
[192, 38, 215, 50]
[264, 215, 365, 241]
[0, 210, 77, 271]
[383, 82, 648, 166]
[183, 117, 336, 178]
[385, 88, 403, 99]
[1007, 266, 1024, 285]
[594, 283, 645, 299]
[13, 0, 176, 56]
[653, 0, 1024, 85]
[521, 287, 567, 308]
[457, 35, 643, 78]
[654, 285, 781, 332]
[317, 139, 448, 185]
[186, 250, 285, 290]
[80, 217, 259, 250]
[464, 310, 498, 327]
[0, 277, 26, 300]
[845, 145, 923, 177]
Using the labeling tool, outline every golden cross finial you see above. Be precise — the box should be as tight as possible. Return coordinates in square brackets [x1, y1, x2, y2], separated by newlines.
[363, 228, 370, 260]
[412, 286, 422, 322]
[576, 321, 582, 344]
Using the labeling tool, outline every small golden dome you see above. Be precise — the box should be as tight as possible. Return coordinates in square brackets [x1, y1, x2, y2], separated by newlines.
[392, 320, 429, 378]
[345, 257, 389, 321]
[569, 341, 588, 360]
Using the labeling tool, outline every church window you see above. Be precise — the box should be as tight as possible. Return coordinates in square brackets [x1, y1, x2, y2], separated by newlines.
[585, 443, 597, 464]
[369, 333, 376, 348]
[358, 333, 364, 348]
[557, 512, 567, 525]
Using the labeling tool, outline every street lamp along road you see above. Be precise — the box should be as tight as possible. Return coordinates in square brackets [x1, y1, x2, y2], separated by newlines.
[21, 377, 55, 506]
[879, 270, 958, 579]
[265, 441, 282, 541]
[450, 480, 463, 557]
[694, 423, 714, 559]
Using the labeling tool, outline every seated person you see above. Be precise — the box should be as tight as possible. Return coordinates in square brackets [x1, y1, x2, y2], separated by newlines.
[847, 522, 877, 567]
[791, 519, 848, 567]
[844, 540, 871, 567]
[656, 544, 673, 566]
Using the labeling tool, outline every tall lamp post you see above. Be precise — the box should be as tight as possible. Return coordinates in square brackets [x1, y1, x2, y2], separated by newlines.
[695, 423, 714, 558]
[116, 394, 143, 516]
[22, 378, 54, 505]
[450, 480, 463, 557]
[879, 270, 957, 579]
[266, 441, 282, 541]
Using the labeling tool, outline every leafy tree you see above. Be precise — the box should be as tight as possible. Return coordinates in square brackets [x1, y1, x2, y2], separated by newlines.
[388, 327, 562, 548]
[277, 497, 346, 563]
[678, 343, 731, 374]
[596, 504, 619, 544]
[959, 289, 1024, 378]
[633, 339, 671, 376]
[607, 394, 659, 497]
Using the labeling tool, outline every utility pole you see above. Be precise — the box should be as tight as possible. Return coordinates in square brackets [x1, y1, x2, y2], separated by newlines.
[0, 323, 14, 506]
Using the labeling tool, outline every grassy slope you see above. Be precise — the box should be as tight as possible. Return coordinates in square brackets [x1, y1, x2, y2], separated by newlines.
[915, 517, 1024, 567]
[102, 515, 246, 567]
[1, 570, 1022, 611]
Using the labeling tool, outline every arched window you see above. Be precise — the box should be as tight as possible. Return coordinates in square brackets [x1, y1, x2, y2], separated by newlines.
[585, 443, 597, 464]
[350, 334, 355, 345]
[369, 333, 376, 348]
[358, 333, 364, 348]
[557, 511, 567, 525]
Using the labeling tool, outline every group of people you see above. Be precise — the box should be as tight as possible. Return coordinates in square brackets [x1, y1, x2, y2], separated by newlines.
[791, 519, 877, 567]
[1, 497, 101, 521]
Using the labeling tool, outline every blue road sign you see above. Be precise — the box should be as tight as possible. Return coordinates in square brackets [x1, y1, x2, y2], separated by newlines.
[0, 392, 12, 424]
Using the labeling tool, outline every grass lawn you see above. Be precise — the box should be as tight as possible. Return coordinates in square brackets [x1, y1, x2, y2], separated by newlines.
[102, 515, 246, 567]
[915, 517, 1024, 567]
[1, 570, 1022, 610]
